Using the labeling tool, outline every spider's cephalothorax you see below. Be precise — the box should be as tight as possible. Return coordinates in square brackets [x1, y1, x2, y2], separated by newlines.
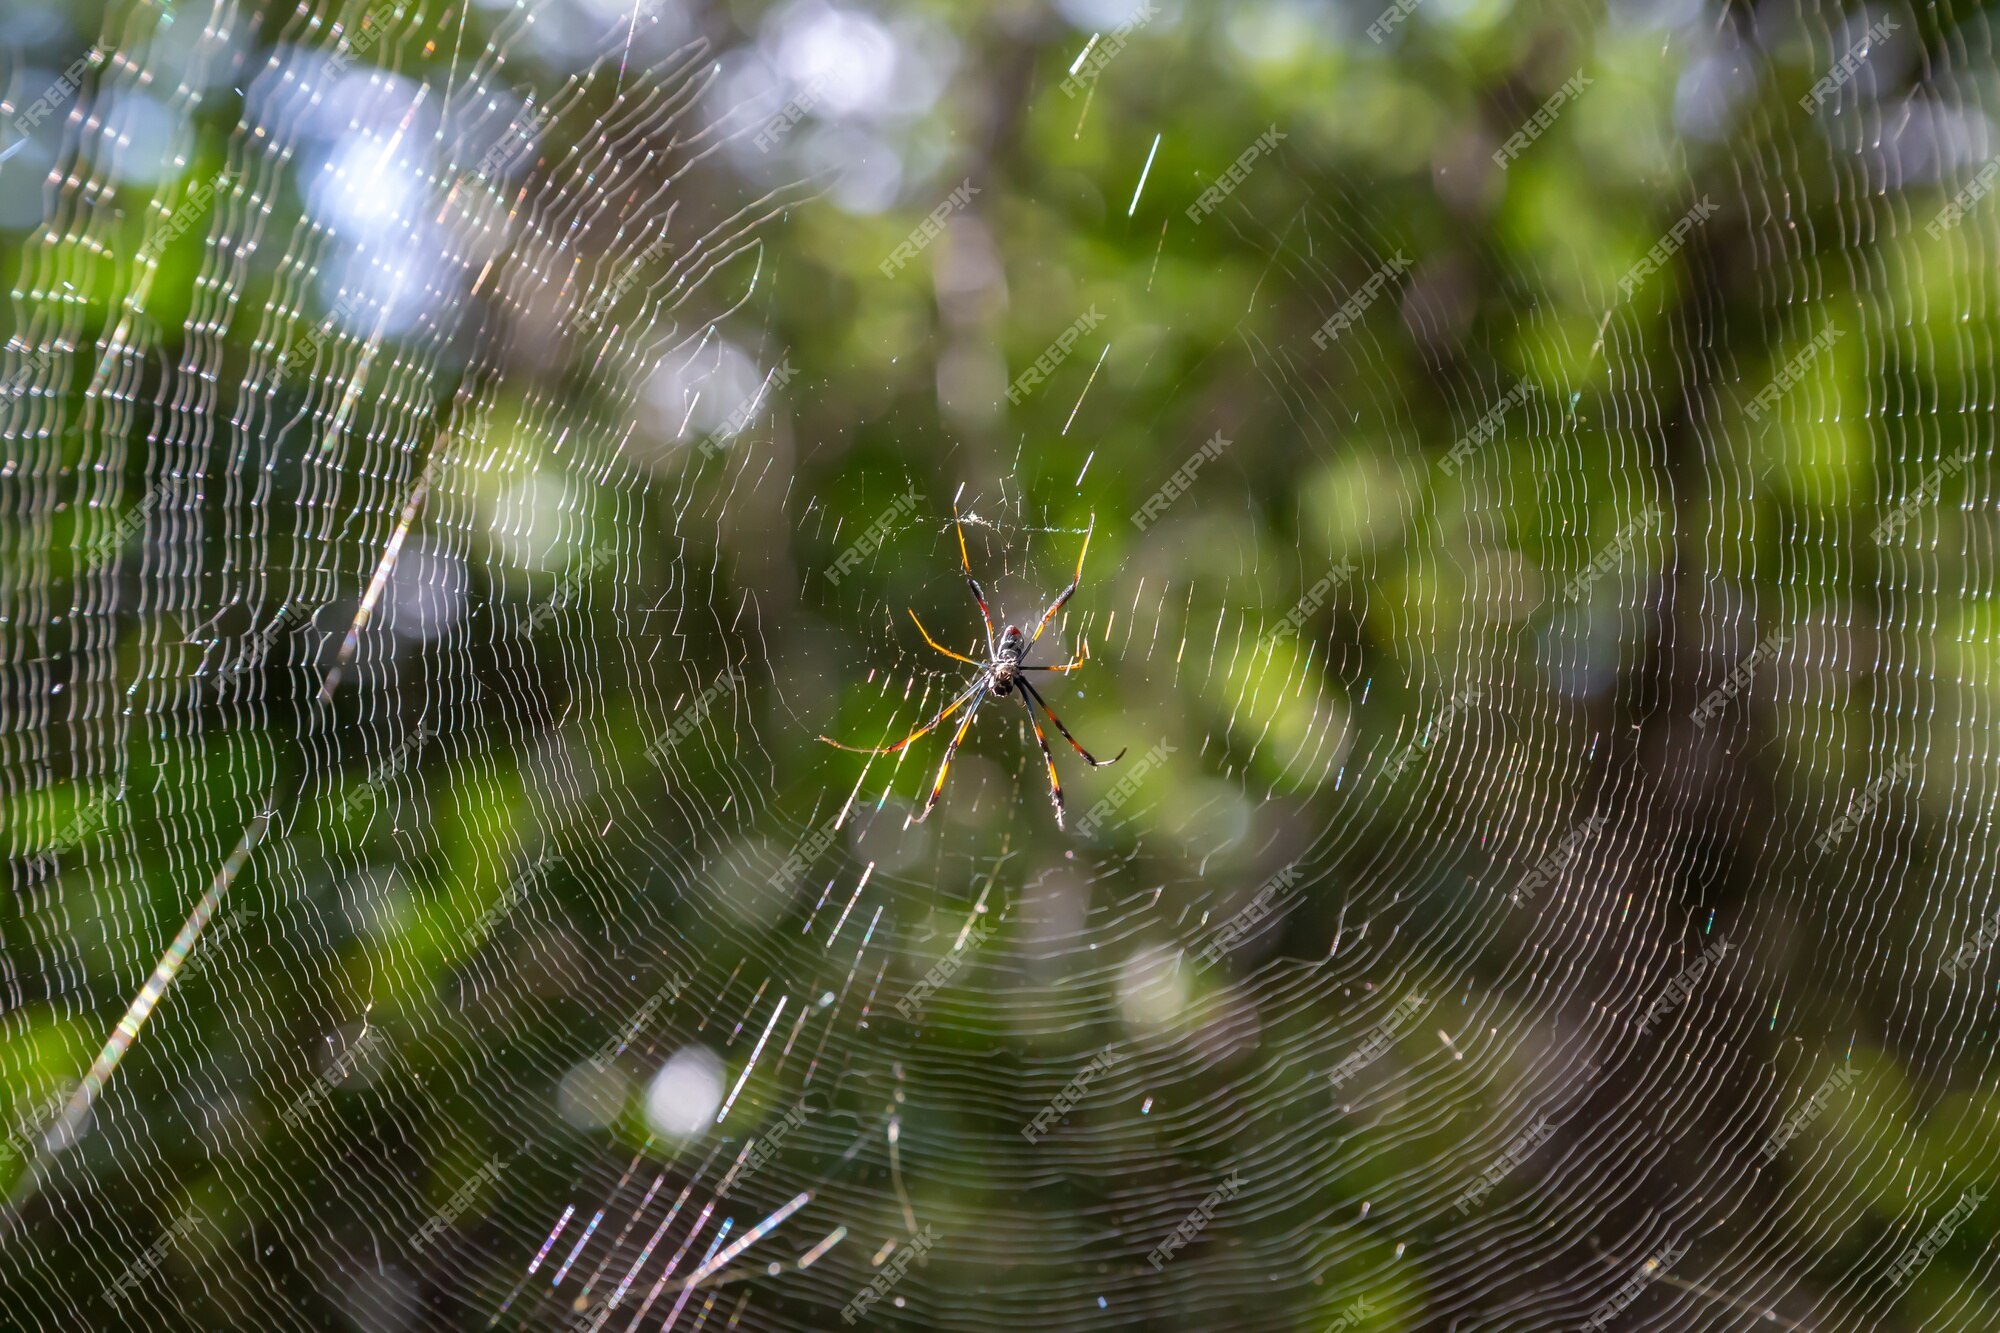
[990, 625, 1025, 695]
[819, 508, 1127, 827]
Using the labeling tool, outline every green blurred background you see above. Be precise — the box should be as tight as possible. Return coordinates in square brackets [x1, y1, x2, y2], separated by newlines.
[4, 0, 1999, 1328]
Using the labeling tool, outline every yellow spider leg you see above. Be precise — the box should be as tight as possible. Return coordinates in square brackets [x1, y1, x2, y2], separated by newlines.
[1019, 693, 1065, 826]
[954, 504, 998, 654]
[1027, 515, 1093, 650]
[908, 609, 981, 666]
[1026, 641, 1089, 672]
[918, 693, 985, 820]
[820, 682, 981, 755]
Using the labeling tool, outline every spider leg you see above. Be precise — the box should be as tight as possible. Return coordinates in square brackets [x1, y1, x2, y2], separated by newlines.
[1020, 678, 1126, 767]
[1025, 514, 1093, 650]
[918, 692, 985, 821]
[820, 679, 985, 756]
[908, 609, 981, 666]
[1023, 641, 1088, 672]
[1018, 692, 1065, 827]
[954, 504, 998, 656]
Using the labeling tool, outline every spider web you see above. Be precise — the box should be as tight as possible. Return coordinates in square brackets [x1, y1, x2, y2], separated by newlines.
[3, 0, 2000, 1329]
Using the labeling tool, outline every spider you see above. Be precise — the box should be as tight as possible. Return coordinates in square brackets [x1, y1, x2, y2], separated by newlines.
[820, 508, 1126, 827]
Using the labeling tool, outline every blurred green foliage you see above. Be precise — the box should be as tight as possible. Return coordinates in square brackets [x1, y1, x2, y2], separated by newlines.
[3, 0, 1999, 1328]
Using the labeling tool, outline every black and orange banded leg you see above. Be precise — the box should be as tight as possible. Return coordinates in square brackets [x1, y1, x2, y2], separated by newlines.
[919, 693, 985, 821]
[1026, 515, 1093, 651]
[819, 681, 983, 756]
[1019, 693, 1065, 826]
[1020, 679, 1126, 767]
[954, 505, 997, 656]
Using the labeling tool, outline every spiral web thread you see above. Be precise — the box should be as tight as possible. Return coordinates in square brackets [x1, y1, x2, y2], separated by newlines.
[4, 0, 2000, 1330]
